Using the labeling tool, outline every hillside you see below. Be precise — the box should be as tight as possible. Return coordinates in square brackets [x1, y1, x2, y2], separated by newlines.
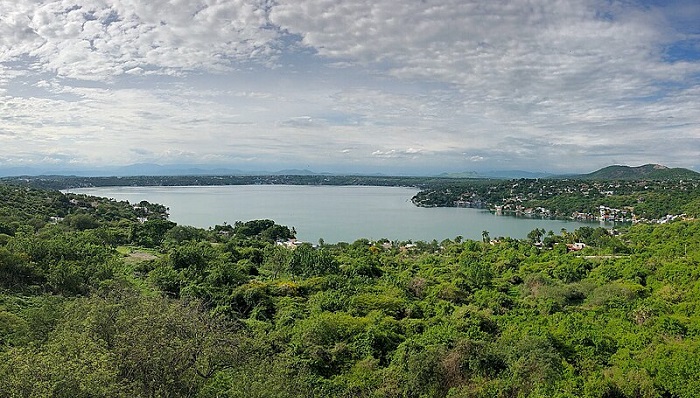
[1, 182, 700, 397]
[438, 170, 553, 179]
[579, 164, 700, 180]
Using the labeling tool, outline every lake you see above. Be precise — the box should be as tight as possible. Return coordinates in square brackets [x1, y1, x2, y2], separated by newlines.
[69, 185, 600, 243]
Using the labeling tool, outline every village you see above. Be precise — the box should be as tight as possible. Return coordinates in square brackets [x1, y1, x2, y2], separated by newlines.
[432, 178, 700, 224]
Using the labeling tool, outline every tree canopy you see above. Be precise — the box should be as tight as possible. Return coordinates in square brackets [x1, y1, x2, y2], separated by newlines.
[1, 182, 699, 397]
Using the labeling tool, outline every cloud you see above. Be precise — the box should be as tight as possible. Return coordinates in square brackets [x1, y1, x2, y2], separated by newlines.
[371, 150, 397, 158]
[372, 148, 424, 159]
[0, 0, 278, 81]
[0, 0, 698, 174]
[271, 0, 700, 149]
[279, 116, 322, 128]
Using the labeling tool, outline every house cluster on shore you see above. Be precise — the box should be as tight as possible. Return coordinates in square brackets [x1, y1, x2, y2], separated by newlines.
[635, 213, 690, 224]
[598, 205, 635, 222]
[490, 203, 690, 225]
[493, 204, 553, 218]
[415, 177, 698, 226]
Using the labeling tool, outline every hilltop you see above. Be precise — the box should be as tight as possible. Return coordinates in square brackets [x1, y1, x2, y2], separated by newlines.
[576, 164, 700, 180]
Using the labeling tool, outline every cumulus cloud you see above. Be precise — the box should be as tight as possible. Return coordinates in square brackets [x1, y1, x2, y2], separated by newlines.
[270, 0, 700, 167]
[0, 0, 278, 80]
[372, 148, 425, 159]
[0, 0, 698, 173]
[279, 1, 698, 105]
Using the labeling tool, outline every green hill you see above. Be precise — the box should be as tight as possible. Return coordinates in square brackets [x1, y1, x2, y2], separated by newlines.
[579, 164, 700, 180]
[2, 182, 700, 396]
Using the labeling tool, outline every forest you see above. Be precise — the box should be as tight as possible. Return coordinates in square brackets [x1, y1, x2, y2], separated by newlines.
[1, 182, 699, 397]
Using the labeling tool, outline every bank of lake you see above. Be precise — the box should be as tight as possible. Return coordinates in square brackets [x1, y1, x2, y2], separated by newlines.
[68, 185, 604, 243]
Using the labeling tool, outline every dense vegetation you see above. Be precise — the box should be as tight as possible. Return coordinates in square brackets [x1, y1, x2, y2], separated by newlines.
[578, 164, 700, 180]
[412, 178, 700, 220]
[1, 183, 699, 397]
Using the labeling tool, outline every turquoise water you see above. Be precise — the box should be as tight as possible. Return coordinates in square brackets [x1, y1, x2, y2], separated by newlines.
[70, 185, 599, 243]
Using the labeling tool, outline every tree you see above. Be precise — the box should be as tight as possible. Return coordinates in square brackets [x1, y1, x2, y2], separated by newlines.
[131, 219, 176, 247]
[527, 228, 546, 244]
[0, 247, 38, 290]
[0, 287, 245, 398]
[288, 244, 338, 278]
[66, 214, 100, 231]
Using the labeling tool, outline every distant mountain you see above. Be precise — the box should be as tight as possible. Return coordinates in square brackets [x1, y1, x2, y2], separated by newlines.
[577, 164, 700, 180]
[3, 162, 697, 180]
[108, 163, 241, 176]
[437, 170, 553, 179]
[0, 166, 45, 177]
[436, 171, 481, 178]
[0, 164, 326, 177]
[269, 169, 323, 176]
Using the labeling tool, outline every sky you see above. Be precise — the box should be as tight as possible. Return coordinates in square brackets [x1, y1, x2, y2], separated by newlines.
[1, 0, 699, 175]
